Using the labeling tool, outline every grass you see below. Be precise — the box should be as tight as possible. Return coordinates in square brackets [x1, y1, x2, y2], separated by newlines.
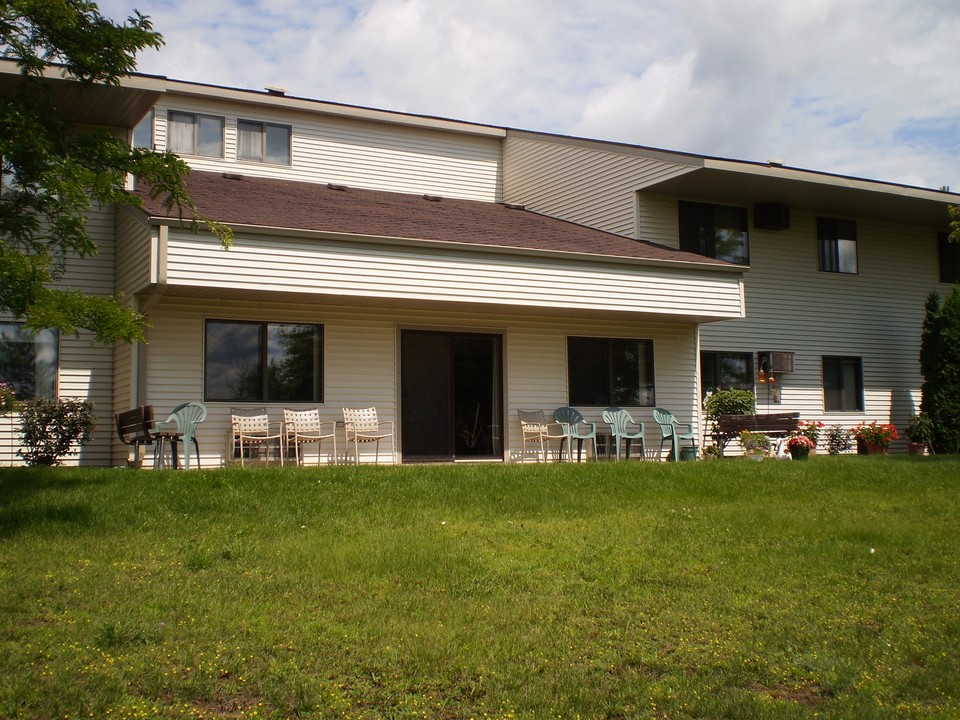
[1, 456, 959, 719]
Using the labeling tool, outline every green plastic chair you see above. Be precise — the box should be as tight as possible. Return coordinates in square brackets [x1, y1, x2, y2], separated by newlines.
[652, 407, 697, 461]
[601, 407, 645, 461]
[159, 402, 207, 469]
[553, 407, 597, 462]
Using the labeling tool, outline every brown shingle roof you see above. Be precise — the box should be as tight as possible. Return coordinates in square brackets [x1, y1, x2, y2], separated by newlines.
[131, 171, 733, 267]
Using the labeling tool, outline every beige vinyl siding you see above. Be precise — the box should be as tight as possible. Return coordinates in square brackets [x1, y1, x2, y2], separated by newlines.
[52, 204, 118, 465]
[115, 207, 154, 296]
[503, 134, 697, 236]
[136, 297, 704, 466]
[700, 210, 940, 448]
[151, 97, 501, 202]
[637, 193, 682, 247]
[162, 230, 744, 320]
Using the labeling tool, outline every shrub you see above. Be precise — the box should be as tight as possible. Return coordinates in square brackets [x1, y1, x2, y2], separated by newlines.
[825, 425, 853, 455]
[906, 412, 934, 447]
[704, 389, 756, 455]
[704, 389, 756, 418]
[920, 288, 960, 454]
[18, 398, 96, 466]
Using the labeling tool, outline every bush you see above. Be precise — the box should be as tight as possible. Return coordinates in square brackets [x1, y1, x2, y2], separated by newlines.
[920, 288, 960, 454]
[906, 412, 934, 447]
[704, 389, 756, 418]
[704, 389, 756, 454]
[18, 398, 96, 466]
[825, 425, 853, 455]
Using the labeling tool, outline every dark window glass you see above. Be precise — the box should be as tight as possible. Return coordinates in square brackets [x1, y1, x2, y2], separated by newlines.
[701, 351, 754, 397]
[938, 231, 960, 283]
[818, 217, 858, 274]
[678, 201, 749, 264]
[205, 320, 322, 402]
[0, 323, 58, 400]
[823, 356, 864, 412]
[568, 337, 655, 407]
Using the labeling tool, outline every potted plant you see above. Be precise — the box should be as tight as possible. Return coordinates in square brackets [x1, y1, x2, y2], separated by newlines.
[795, 419, 824, 454]
[786, 433, 815, 460]
[738, 430, 770, 460]
[851, 421, 899, 454]
[905, 412, 933, 455]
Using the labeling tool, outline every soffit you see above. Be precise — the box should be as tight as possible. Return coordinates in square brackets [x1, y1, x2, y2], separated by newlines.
[0, 62, 163, 128]
[640, 161, 958, 228]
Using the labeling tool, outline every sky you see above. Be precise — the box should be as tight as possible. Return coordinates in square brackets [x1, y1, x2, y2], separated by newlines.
[97, 0, 960, 192]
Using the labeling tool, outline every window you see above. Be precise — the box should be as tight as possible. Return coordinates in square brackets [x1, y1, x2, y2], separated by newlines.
[167, 111, 224, 157]
[822, 356, 864, 412]
[701, 351, 754, 397]
[132, 110, 153, 149]
[818, 217, 858, 274]
[237, 120, 291, 164]
[0, 323, 58, 399]
[938, 231, 960, 283]
[678, 201, 749, 264]
[568, 337, 655, 407]
[204, 320, 323, 403]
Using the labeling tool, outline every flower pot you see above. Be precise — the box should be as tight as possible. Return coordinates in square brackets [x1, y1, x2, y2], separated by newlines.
[864, 442, 888, 455]
[907, 442, 927, 456]
[788, 446, 810, 461]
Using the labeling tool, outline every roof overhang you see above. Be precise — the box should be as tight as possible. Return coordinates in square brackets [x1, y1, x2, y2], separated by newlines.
[0, 59, 163, 128]
[639, 158, 958, 229]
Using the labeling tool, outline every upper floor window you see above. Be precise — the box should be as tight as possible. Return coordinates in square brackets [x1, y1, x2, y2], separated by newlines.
[132, 110, 154, 150]
[167, 111, 224, 158]
[568, 336, 655, 407]
[678, 201, 749, 264]
[938, 231, 960, 283]
[204, 320, 323, 403]
[818, 217, 858, 274]
[0, 323, 58, 400]
[237, 120, 291, 164]
[701, 351, 754, 397]
[822, 355, 864, 412]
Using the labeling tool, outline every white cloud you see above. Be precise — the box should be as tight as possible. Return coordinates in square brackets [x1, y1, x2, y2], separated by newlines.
[94, 0, 960, 190]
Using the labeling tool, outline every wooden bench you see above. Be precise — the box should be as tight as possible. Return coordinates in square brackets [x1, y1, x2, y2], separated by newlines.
[115, 405, 182, 468]
[714, 412, 801, 456]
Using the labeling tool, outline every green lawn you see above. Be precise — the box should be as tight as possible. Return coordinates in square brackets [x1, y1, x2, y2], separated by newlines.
[1, 457, 958, 719]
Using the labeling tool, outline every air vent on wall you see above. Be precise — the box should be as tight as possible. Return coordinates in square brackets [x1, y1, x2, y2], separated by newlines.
[758, 351, 795, 373]
[754, 203, 790, 231]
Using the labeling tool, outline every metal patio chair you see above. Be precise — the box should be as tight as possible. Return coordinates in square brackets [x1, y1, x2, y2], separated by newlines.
[284, 408, 337, 465]
[518, 409, 566, 462]
[342, 407, 396, 465]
